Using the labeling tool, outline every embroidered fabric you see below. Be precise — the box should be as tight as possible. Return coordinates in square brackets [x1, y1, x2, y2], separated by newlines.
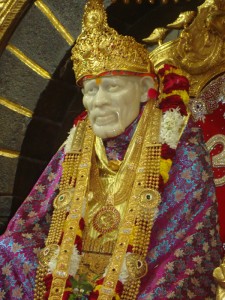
[0, 119, 222, 300]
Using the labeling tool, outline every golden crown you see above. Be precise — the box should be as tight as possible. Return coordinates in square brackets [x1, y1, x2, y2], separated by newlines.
[71, 0, 153, 84]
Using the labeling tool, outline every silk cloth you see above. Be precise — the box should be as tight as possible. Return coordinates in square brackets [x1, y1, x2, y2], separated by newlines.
[0, 119, 222, 300]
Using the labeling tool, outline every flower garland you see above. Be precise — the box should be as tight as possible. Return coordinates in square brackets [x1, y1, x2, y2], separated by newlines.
[158, 64, 189, 186]
[42, 64, 190, 300]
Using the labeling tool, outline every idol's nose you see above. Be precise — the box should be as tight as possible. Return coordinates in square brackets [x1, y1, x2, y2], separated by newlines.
[93, 87, 109, 108]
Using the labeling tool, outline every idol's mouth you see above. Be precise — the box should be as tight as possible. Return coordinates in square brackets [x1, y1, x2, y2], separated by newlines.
[95, 114, 117, 126]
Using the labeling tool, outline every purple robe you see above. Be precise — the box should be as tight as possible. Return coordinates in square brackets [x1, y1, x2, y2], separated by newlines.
[0, 120, 222, 299]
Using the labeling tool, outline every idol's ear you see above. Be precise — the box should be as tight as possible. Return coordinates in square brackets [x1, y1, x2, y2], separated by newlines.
[140, 76, 158, 103]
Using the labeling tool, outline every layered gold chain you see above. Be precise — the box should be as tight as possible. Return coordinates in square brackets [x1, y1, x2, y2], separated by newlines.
[34, 119, 93, 300]
[35, 99, 162, 300]
[98, 100, 162, 300]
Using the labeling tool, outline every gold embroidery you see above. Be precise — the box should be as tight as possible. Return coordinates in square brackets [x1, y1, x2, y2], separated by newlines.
[71, 0, 153, 83]
[206, 134, 225, 187]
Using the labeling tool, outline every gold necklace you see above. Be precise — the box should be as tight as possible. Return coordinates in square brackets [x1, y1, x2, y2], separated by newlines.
[98, 100, 162, 300]
[90, 107, 151, 235]
[34, 100, 162, 300]
[34, 119, 95, 300]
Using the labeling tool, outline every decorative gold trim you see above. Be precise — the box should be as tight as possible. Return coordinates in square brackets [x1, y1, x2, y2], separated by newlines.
[112, 0, 190, 4]
[71, 0, 153, 82]
[34, 0, 74, 46]
[0, 0, 29, 46]
[206, 134, 225, 168]
[206, 134, 225, 187]
[149, 0, 225, 97]
[6, 44, 51, 79]
[0, 97, 33, 117]
[0, 148, 20, 158]
[215, 177, 225, 187]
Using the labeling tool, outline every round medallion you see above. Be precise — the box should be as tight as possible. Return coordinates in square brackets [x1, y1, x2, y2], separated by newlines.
[38, 244, 59, 267]
[140, 189, 161, 209]
[189, 98, 207, 121]
[53, 190, 72, 209]
[93, 205, 120, 234]
[126, 253, 148, 279]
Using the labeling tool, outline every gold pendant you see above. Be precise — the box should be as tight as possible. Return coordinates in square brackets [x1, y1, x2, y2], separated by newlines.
[38, 244, 59, 267]
[140, 189, 161, 209]
[53, 189, 73, 209]
[126, 253, 148, 280]
[93, 204, 120, 234]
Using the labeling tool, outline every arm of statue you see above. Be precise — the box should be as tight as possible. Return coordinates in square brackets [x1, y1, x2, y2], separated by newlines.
[214, 257, 225, 300]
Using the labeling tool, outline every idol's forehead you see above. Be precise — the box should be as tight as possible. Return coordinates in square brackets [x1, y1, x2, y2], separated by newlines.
[83, 75, 140, 86]
[79, 71, 156, 87]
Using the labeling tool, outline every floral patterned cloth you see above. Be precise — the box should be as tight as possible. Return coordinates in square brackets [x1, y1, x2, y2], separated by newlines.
[139, 121, 222, 299]
[0, 149, 64, 300]
[0, 119, 222, 300]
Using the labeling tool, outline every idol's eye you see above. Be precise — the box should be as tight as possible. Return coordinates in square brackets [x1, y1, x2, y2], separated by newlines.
[107, 84, 119, 92]
[84, 86, 98, 95]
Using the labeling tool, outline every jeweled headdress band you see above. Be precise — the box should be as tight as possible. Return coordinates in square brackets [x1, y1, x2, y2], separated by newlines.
[71, 0, 153, 85]
[82, 70, 157, 84]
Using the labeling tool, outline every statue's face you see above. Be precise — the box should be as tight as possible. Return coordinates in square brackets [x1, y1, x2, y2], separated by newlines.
[82, 75, 153, 139]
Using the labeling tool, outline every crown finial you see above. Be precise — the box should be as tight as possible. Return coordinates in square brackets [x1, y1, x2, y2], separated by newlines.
[71, 0, 153, 84]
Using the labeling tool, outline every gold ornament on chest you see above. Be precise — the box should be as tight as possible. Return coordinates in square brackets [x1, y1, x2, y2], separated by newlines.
[93, 203, 121, 234]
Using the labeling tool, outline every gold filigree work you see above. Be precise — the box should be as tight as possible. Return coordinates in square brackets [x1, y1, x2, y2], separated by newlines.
[149, 0, 225, 97]
[126, 253, 148, 280]
[111, 0, 193, 4]
[206, 134, 225, 187]
[38, 244, 59, 267]
[93, 204, 121, 234]
[71, 0, 153, 83]
[0, 0, 29, 48]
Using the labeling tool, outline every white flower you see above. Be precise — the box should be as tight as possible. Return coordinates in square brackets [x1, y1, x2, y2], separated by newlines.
[48, 245, 81, 276]
[69, 245, 82, 276]
[65, 126, 76, 153]
[48, 248, 60, 273]
[103, 253, 131, 284]
[118, 253, 131, 284]
[160, 108, 185, 149]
